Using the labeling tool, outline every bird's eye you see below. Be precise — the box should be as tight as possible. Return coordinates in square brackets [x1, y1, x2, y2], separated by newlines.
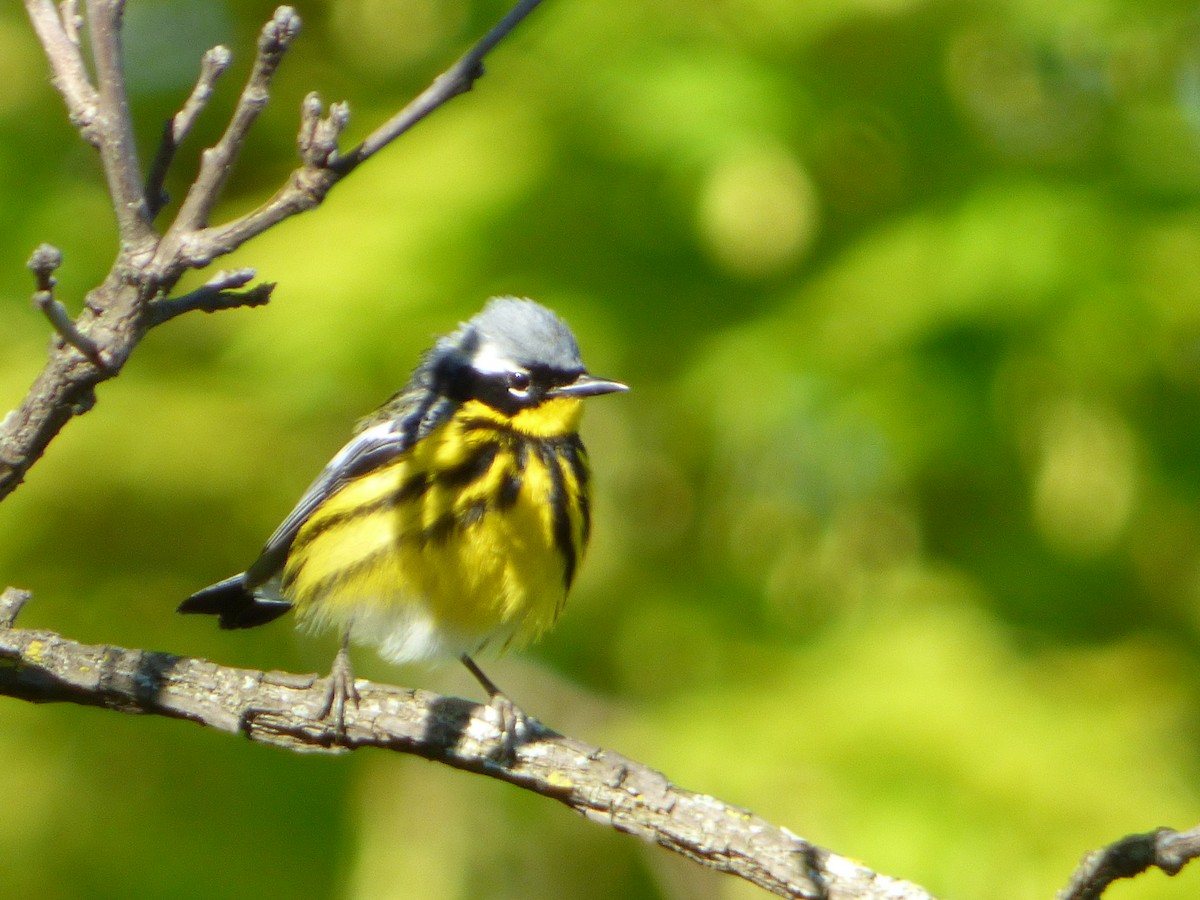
[507, 371, 532, 393]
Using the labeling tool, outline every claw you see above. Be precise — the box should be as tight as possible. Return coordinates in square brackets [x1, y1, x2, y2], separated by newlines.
[485, 691, 531, 763]
[461, 653, 531, 763]
[317, 632, 359, 740]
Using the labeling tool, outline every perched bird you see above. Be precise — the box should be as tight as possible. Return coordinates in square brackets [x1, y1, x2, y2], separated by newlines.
[179, 297, 626, 736]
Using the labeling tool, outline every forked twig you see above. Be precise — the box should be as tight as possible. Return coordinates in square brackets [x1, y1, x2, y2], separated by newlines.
[5, 0, 545, 504]
[179, 0, 548, 267]
[170, 7, 302, 234]
[26, 244, 110, 370]
[145, 45, 233, 218]
[145, 269, 274, 327]
[24, 0, 98, 137]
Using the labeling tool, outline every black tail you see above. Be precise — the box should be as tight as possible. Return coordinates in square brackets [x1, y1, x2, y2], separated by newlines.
[178, 574, 293, 630]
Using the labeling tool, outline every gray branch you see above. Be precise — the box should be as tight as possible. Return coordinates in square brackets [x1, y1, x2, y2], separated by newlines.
[168, 7, 300, 235]
[27, 244, 111, 369]
[1058, 826, 1200, 900]
[24, 0, 99, 139]
[145, 269, 274, 327]
[0, 587, 931, 900]
[145, 45, 233, 218]
[85, 0, 153, 243]
[330, 0, 546, 175]
[4, 0, 543, 505]
[172, 0, 547, 267]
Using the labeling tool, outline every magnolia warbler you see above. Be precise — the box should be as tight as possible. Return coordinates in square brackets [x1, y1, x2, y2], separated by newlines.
[179, 297, 626, 732]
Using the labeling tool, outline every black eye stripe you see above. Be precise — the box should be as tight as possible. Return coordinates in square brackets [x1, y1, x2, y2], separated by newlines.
[461, 365, 588, 414]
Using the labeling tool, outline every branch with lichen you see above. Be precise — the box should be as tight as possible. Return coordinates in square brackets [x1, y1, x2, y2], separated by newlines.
[0, 588, 930, 900]
[6, 6, 1196, 900]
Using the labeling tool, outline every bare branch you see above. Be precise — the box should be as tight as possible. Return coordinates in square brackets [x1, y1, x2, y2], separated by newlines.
[85, 0, 152, 242]
[27, 0, 151, 240]
[176, 168, 331, 266]
[145, 269, 274, 327]
[298, 92, 350, 168]
[174, 0, 545, 269]
[1058, 826, 1200, 900]
[0, 349, 103, 489]
[7, 0, 548, 509]
[59, 0, 83, 47]
[145, 45, 234, 219]
[0, 587, 934, 900]
[27, 244, 112, 370]
[26, 242, 63, 292]
[170, 6, 301, 235]
[0, 587, 31, 627]
[24, 0, 99, 138]
[331, 0, 545, 175]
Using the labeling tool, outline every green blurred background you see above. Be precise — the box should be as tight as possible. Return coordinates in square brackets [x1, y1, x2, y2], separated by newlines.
[2, 0, 1200, 897]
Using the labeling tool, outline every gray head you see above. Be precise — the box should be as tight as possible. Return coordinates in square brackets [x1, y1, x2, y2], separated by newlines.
[362, 298, 624, 439]
[424, 296, 626, 414]
[467, 297, 584, 374]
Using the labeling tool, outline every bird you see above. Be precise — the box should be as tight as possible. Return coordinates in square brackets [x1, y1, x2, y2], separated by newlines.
[178, 297, 626, 740]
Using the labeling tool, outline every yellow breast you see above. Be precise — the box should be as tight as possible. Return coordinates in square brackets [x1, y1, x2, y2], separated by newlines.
[280, 398, 591, 662]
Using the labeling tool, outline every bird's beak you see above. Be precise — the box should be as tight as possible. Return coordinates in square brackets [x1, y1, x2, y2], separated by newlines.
[549, 373, 629, 399]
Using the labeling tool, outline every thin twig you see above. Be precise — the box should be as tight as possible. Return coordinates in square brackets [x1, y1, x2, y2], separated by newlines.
[146, 269, 274, 327]
[145, 45, 233, 219]
[26, 245, 111, 370]
[170, 6, 301, 234]
[0, 587, 31, 628]
[298, 92, 350, 168]
[330, 0, 545, 175]
[31, 296, 107, 368]
[23, 0, 99, 139]
[27, 242, 62, 293]
[175, 0, 545, 268]
[85, 0, 152, 242]
[7, 0, 547, 519]
[1058, 826, 1200, 900]
[59, 0, 83, 48]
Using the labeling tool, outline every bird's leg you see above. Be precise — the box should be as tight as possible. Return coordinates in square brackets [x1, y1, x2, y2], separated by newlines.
[460, 653, 531, 760]
[461, 652, 506, 697]
[318, 630, 359, 739]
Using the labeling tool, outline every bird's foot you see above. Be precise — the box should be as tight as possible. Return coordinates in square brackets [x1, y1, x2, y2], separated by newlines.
[461, 653, 534, 764]
[483, 690, 533, 764]
[317, 636, 359, 741]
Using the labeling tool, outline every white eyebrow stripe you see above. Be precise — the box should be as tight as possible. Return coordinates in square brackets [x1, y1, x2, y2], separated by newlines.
[470, 341, 524, 375]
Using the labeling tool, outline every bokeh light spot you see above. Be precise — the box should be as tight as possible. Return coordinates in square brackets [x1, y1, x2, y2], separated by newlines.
[1032, 399, 1137, 558]
[696, 143, 819, 277]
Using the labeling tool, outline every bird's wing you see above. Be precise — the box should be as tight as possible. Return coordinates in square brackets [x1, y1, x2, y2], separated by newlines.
[242, 418, 413, 587]
[240, 355, 461, 588]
